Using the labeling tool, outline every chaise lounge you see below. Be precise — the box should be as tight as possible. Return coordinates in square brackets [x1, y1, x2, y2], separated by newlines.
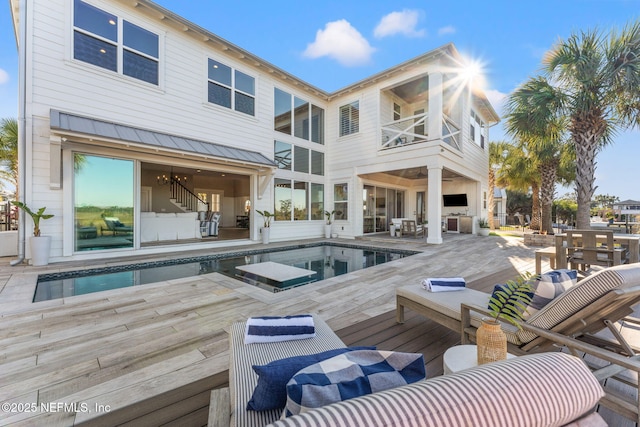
[396, 263, 640, 422]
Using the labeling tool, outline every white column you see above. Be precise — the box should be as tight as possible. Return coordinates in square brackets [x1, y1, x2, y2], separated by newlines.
[427, 166, 443, 244]
[428, 71, 443, 142]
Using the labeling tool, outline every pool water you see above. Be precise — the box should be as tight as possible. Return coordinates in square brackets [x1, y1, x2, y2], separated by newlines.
[34, 243, 417, 301]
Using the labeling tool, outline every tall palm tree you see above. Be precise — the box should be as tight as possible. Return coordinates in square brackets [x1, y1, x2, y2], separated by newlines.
[505, 76, 569, 234]
[0, 118, 18, 195]
[488, 141, 511, 230]
[544, 22, 640, 229]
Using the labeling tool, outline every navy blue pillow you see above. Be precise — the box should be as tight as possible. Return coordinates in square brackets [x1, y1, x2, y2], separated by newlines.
[247, 346, 375, 411]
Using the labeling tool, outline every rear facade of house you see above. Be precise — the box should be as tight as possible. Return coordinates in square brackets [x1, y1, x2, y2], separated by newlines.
[10, 0, 500, 263]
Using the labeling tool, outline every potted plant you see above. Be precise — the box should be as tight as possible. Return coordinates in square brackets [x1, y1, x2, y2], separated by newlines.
[478, 274, 533, 364]
[12, 201, 54, 266]
[256, 209, 273, 244]
[324, 210, 335, 238]
[477, 217, 490, 236]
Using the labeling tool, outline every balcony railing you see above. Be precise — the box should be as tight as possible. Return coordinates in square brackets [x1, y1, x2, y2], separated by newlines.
[380, 112, 461, 151]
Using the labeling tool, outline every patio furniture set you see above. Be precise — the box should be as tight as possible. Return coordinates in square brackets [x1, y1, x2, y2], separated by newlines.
[212, 262, 640, 426]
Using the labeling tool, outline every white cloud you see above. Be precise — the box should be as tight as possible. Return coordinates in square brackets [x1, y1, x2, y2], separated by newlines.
[374, 10, 426, 39]
[303, 20, 375, 67]
[438, 26, 456, 36]
[484, 88, 508, 116]
[0, 69, 9, 85]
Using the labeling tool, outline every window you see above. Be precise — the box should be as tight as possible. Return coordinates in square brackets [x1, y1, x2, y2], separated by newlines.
[208, 59, 255, 115]
[294, 146, 309, 173]
[275, 178, 292, 220]
[293, 181, 308, 220]
[73, 0, 159, 85]
[274, 141, 292, 170]
[274, 88, 324, 144]
[470, 111, 484, 147]
[311, 151, 324, 176]
[276, 141, 323, 176]
[334, 184, 348, 220]
[311, 184, 324, 220]
[74, 154, 134, 251]
[393, 103, 401, 121]
[274, 179, 324, 221]
[339, 101, 359, 136]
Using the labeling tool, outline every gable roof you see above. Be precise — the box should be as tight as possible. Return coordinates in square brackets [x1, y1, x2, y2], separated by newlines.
[50, 110, 276, 168]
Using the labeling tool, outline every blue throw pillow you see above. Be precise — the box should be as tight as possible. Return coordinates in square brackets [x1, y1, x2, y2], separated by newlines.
[284, 350, 425, 417]
[247, 346, 375, 411]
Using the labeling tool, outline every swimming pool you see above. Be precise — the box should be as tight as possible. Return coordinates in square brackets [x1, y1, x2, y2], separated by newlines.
[34, 243, 418, 301]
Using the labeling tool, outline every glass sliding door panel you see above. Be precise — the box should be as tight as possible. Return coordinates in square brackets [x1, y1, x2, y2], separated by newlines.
[387, 189, 397, 222]
[376, 186, 386, 232]
[363, 185, 375, 233]
[74, 154, 134, 251]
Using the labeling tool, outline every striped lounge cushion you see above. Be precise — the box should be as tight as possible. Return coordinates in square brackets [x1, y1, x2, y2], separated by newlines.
[266, 352, 604, 427]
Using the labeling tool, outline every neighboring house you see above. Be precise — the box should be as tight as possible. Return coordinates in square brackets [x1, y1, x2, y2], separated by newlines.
[613, 200, 640, 221]
[9, 0, 499, 263]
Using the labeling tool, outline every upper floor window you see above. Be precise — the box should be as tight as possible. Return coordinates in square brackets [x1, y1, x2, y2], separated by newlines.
[274, 88, 324, 144]
[339, 101, 359, 136]
[73, 0, 159, 85]
[470, 110, 485, 148]
[208, 59, 255, 116]
[275, 140, 324, 176]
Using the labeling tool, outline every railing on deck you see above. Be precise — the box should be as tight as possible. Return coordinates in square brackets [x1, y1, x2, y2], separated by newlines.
[380, 112, 461, 150]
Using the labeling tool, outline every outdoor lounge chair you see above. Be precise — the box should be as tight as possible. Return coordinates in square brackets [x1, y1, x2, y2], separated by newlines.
[400, 220, 424, 238]
[101, 216, 133, 236]
[396, 263, 640, 423]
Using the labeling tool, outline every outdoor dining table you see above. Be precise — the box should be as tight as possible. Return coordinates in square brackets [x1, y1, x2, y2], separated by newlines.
[554, 232, 640, 269]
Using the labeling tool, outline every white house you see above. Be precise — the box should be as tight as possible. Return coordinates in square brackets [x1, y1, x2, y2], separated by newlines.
[10, 0, 499, 263]
[614, 200, 640, 221]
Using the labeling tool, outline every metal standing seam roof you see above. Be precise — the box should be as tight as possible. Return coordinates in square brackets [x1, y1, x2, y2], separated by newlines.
[49, 110, 276, 168]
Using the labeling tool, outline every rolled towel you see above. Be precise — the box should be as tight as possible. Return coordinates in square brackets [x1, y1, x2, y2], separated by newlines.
[245, 314, 316, 344]
[421, 277, 466, 292]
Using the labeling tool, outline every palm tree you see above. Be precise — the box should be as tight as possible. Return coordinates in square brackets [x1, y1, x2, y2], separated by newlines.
[544, 22, 640, 229]
[505, 76, 569, 234]
[0, 118, 18, 195]
[497, 144, 540, 230]
[488, 141, 511, 230]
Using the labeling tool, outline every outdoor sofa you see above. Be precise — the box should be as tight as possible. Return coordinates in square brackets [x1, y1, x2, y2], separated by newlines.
[209, 315, 606, 427]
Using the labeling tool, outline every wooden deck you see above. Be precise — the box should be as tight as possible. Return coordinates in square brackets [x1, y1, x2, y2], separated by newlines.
[0, 233, 636, 426]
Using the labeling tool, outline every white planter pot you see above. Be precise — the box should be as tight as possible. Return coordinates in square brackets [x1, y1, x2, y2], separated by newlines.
[478, 228, 490, 237]
[325, 224, 332, 238]
[30, 235, 51, 266]
[261, 227, 270, 244]
[390, 225, 396, 236]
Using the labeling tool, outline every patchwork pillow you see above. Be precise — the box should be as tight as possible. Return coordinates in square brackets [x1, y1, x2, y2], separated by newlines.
[523, 269, 578, 319]
[284, 350, 425, 417]
[247, 346, 375, 412]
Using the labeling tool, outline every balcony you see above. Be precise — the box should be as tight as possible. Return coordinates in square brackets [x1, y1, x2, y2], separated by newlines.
[380, 111, 461, 151]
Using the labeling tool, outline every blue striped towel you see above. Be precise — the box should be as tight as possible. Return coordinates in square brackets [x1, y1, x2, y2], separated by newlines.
[244, 314, 316, 344]
[421, 277, 466, 292]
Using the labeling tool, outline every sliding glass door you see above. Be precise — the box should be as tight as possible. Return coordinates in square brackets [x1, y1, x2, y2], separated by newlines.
[362, 184, 404, 234]
[74, 154, 134, 251]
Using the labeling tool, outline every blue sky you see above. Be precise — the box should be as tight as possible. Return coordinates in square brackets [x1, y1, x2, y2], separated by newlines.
[1, 1, 639, 200]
